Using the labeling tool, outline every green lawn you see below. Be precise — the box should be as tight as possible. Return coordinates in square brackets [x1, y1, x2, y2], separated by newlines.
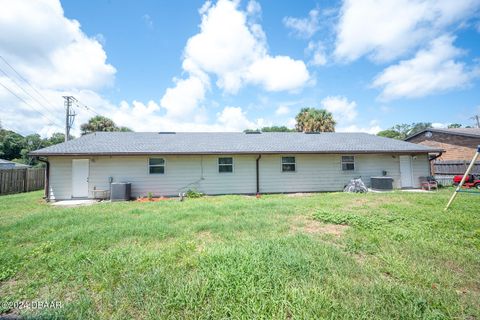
[0, 190, 479, 319]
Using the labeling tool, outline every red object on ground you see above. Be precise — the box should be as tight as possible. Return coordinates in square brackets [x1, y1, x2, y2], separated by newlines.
[453, 174, 480, 189]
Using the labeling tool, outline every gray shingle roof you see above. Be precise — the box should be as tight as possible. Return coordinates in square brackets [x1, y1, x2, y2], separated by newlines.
[29, 132, 443, 156]
[405, 128, 480, 140]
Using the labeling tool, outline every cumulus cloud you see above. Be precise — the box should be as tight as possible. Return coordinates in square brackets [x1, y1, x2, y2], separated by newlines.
[275, 105, 290, 116]
[321, 96, 357, 123]
[306, 41, 327, 66]
[0, 0, 279, 136]
[160, 0, 310, 117]
[337, 121, 382, 134]
[320, 96, 381, 133]
[372, 35, 479, 100]
[0, 0, 117, 136]
[334, 0, 480, 62]
[283, 9, 320, 38]
[0, 0, 116, 90]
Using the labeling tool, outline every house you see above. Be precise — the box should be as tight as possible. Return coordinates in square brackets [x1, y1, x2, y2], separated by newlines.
[405, 128, 480, 161]
[405, 128, 480, 182]
[0, 159, 31, 169]
[29, 132, 443, 200]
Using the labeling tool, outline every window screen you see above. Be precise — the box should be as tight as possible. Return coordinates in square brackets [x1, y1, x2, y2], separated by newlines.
[282, 156, 296, 172]
[341, 156, 355, 171]
[218, 157, 233, 173]
[149, 158, 165, 174]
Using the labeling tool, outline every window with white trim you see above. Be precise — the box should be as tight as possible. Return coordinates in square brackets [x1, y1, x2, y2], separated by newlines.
[149, 158, 165, 174]
[218, 157, 233, 173]
[282, 156, 296, 172]
[341, 156, 355, 171]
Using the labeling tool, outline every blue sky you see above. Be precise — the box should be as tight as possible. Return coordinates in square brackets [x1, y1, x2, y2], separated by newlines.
[0, 0, 479, 136]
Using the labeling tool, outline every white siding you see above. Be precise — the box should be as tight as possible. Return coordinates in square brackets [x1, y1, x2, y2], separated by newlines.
[411, 154, 430, 188]
[259, 154, 402, 193]
[48, 157, 73, 200]
[47, 153, 431, 199]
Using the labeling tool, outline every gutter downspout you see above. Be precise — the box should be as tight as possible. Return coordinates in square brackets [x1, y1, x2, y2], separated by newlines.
[256, 154, 262, 195]
[428, 152, 443, 176]
[37, 157, 50, 201]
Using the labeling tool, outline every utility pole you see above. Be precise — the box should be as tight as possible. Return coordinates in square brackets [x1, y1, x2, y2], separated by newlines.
[472, 115, 480, 128]
[63, 96, 77, 142]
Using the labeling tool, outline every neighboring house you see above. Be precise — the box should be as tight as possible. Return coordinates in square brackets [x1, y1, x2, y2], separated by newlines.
[405, 128, 480, 161]
[30, 132, 442, 200]
[0, 159, 30, 169]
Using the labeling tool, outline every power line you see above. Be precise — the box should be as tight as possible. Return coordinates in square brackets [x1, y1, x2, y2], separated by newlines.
[75, 98, 101, 117]
[63, 96, 77, 142]
[471, 115, 480, 128]
[0, 80, 64, 129]
[0, 65, 59, 116]
[0, 55, 57, 109]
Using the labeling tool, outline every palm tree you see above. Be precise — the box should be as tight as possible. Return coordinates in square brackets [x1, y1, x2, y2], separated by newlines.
[80, 116, 132, 135]
[295, 108, 336, 132]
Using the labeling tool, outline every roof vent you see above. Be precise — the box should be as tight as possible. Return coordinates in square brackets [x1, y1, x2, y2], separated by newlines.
[158, 132, 176, 134]
[245, 131, 262, 134]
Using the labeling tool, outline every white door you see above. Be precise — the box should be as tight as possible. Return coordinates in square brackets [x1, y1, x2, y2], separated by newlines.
[72, 159, 89, 198]
[399, 155, 413, 188]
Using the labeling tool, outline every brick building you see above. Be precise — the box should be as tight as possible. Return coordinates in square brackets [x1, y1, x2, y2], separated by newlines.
[405, 128, 480, 161]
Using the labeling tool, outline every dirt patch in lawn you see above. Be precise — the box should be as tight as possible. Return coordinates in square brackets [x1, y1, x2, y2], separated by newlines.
[286, 193, 314, 197]
[290, 215, 348, 236]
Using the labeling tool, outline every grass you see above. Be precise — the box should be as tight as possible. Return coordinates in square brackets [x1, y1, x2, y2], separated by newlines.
[0, 189, 479, 319]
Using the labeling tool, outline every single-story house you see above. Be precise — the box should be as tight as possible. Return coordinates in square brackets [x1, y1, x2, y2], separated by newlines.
[405, 128, 480, 161]
[0, 159, 31, 169]
[30, 132, 443, 200]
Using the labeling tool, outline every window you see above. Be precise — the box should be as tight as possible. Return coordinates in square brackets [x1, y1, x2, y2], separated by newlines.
[341, 156, 355, 171]
[149, 158, 165, 174]
[282, 156, 296, 172]
[218, 157, 233, 173]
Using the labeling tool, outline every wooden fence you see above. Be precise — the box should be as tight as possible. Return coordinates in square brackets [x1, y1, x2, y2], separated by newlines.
[433, 160, 480, 186]
[433, 160, 480, 175]
[0, 168, 45, 195]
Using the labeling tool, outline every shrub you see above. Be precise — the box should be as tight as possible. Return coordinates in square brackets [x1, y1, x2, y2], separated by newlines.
[186, 189, 204, 198]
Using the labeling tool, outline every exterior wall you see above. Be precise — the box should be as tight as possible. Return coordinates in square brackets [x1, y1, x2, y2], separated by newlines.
[407, 132, 479, 161]
[259, 154, 403, 192]
[47, 153, 431, 200]
[48, 157, 73, 200]
[411, 154, 430, 188]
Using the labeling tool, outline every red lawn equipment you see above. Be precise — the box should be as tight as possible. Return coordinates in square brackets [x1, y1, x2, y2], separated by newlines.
[452, 174, 480, 189]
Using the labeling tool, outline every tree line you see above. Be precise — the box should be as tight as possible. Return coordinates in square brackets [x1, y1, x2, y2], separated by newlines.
[1, 108, 472, 165]
[0, 116, 132, 165]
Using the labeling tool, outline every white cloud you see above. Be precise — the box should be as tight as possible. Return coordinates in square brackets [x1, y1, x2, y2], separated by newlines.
[157, 0, 310, 124]
[0, 0, 116, 90]
[372, 35, 479, 100]
[245, 56, 309, 92]
[431, 122, 448, 129]
[0, 0, 269, 137]
[142, 14, 154, 29]
[306, 41, 327, 66]
[319, 96, 381, 134]
[283, 9, 320, 38]
[217, 106, 268, 131]
[334, 0, 480, 62]
[321, 96, 357, 123]
[160, 75, 209, 118]
[275, 105, 290, 116]
[179, 0, 309, 93]
[246, 0, 261, 17]
[337, 121, 382, 134]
